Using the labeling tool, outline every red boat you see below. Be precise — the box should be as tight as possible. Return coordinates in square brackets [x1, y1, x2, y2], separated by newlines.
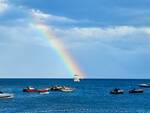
[23, 86, 37, 92]
[23, 86, 49, 93]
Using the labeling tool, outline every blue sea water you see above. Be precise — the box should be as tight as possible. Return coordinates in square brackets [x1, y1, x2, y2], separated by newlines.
[0, 79, 150, 113]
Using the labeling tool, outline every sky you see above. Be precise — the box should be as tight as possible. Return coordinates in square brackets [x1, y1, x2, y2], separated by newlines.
[0, 0, 150, 78]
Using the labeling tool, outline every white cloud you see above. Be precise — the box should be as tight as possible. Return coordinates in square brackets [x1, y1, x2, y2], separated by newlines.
[0, 1, 150, 51]
[0, 24, 48, 47]
[31, 9, 76, 23]
[0, 1, 77, 26]
[55, 26, 139, 39]
[53, 26, 150, 50]
[1, 21, 150, 51]
[31, 9, 49, 19]
[0, 0, 9, 13]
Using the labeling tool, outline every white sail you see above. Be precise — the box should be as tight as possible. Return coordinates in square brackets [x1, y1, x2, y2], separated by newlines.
[74, 75, 80, 82]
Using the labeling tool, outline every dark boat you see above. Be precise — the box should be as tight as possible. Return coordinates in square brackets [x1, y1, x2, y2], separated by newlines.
[49, 86, 63, 91]
[110, 88, 124, 94]
[129, 88, 143, 94]
[138, 83, 150, 88]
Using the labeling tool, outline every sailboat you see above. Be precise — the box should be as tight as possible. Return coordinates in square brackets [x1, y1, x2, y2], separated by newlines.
[74, 74, 80, 82]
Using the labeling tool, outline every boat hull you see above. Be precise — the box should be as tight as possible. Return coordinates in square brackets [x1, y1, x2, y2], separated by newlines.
[23, 89, 49, 93]
[37, 89, 49, 93]
[23, 89, 37, 92]
[139, 85, 150, 88]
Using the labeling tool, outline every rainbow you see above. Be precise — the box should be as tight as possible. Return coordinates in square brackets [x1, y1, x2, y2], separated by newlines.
[31, 16, 84, 78]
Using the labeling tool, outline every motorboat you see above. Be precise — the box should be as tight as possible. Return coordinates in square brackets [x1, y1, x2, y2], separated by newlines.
[23, 86, 49, 93]
[129, 88, 144, 94]
[60, 87, 74, 92]
[49, 86, 74, 92]
[0, 91, 14, 99]
[49, 86, 63, 91]
[138, 83, 150, 88]
[110, 88, 124, 94]
[23, 86, 37, 92]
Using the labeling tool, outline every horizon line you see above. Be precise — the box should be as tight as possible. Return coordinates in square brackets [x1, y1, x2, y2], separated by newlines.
[0, 77, 150, 80]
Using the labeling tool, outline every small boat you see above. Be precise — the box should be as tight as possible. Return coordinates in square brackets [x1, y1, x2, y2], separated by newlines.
[49, 86, 74, 92]
[0, 91, 14, 99]
[23, 86, 37, 92]
[129, 88, 144, 94]
[60, 87, 74, 92]
[139, 83, 150, 88]
[110, 88, 124, 94]
[23, 86, 49, 93]
[49, 86, 63, 91]
[74, 75, 80, 82]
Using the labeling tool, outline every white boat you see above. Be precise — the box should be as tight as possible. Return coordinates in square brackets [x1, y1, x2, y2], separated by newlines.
[60, 87, 74, 92]
[0, 92, 14, 99]
[74, 75, 80, 82]
[139, 83, 150, 88]
[129, 88, 144, 94]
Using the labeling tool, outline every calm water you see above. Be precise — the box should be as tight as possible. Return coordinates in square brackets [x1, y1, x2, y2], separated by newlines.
[0, 79, 150, 113]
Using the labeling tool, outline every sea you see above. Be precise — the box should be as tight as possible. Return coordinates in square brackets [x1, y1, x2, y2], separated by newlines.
[0, 79, 150, 113]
